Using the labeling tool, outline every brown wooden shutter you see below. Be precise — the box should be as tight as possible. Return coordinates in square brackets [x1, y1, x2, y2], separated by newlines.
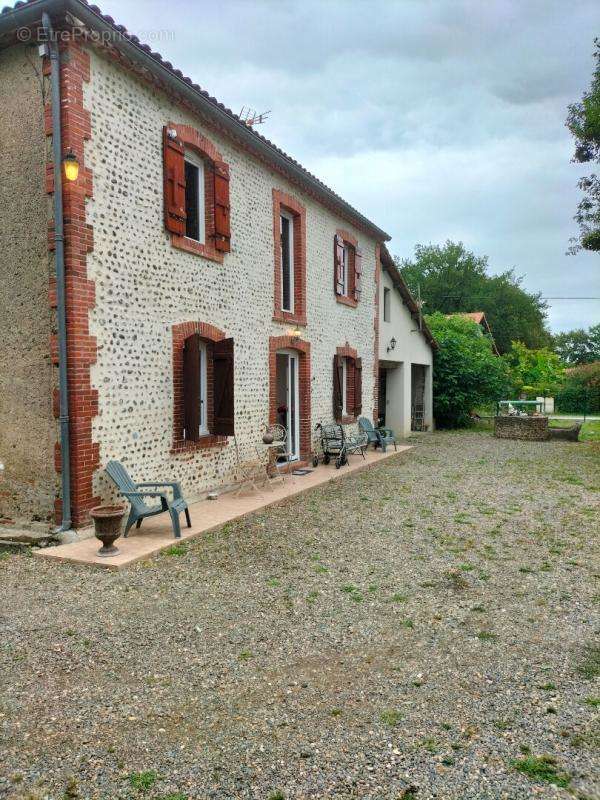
[354, 357, 363, 416]
[213, 337, 234, 435]
[183, 333, 201, 441]
[353, 247, 363, 301]
[332, 354, 343, 421]
[334, 234, 345, 295]
[163, 126, 186, 236]
[213, 161, 231, 253]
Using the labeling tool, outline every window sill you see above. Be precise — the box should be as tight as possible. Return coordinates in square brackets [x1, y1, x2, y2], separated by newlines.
[171, 234, 224, 263]
[273, 310, 307, 326]
[171, 434, 228, 454]
[336, 295, 358, 308]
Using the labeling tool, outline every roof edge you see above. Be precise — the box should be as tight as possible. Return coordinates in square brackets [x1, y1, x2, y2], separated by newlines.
[0, 0, 391, 242]
[379, 244, 437, 349]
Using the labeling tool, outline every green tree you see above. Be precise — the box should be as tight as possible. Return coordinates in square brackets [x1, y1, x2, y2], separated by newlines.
[555, 361, 600, 413]
[398, 241, 549, 353]
[566, 38, 600, 252]
[426, 312, 511, 428]
[553, 324, 600, 365]
[504, 342, 565, 397]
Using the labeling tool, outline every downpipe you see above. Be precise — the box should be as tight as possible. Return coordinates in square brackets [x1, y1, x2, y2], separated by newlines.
[42, 11, 73, 533]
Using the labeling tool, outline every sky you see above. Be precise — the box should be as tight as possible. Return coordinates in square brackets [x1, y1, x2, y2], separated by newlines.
[98, 0, 599, 333]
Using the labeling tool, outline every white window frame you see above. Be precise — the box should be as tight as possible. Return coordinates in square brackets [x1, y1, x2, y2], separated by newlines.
[342, 243, 351, 296]
[184, 148, 205, 245]
[383, 287, 391, 322]
[280, 210, 295, 313]
[198, 340, 208, 435]
[341, 357, 348, 416]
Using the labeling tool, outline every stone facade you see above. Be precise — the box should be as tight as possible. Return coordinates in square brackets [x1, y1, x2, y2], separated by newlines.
[0, 45, 57, 524]
[82, 47, 380, 512]
[494, 416, 549, 441]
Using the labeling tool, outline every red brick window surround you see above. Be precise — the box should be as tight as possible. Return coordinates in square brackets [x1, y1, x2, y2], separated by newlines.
[334, 344, 362, 424]
[167, 123, 226, 263]
[334, 229, 361, 308]
[268, 336, 311, 459]
[171, 321, 228, 453]
[272, 189, 307, 326]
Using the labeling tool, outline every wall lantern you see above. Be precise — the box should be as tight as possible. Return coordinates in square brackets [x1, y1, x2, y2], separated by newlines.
[387, 336, 397, 353]
[62, 150, 79, 182]
[289, 324, 302, 339]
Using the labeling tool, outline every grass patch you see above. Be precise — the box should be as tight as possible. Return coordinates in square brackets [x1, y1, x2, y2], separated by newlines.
[476, 631, 497, 642]
[380, 709, 403, 726]
[162, 544, 186, 557]
[129, 771, 157, 792]
[238, 650, 253, 662]
[510, 755, 570, 788]
[577, 643, 600, 679]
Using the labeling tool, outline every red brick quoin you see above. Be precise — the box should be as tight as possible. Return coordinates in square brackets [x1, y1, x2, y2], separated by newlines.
[268, 336, 311, 459]
[168, 122, 224, 263]
[45, 41, 99, 527]
[272, 189, 307, 327]
[171, 321, 228, 453]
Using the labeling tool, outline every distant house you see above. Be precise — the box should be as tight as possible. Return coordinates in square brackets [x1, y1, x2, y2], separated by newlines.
[446, 312, 499, 355]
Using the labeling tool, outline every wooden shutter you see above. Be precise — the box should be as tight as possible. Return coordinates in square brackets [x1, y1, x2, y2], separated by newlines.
[334, 234, 345, 295]
[332, 354, 343, 421]
[353, 358, 363, 416]
[183, 334, 201, 441]
[213, 161, 231, 253]
[163, 126, 186, 236]
[213, 337, 234, 435]
[353, 247, 363, 301]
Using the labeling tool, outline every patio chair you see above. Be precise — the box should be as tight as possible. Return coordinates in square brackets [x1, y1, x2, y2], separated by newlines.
[105, 460, 191, 539]
[358, 417, 397, 453]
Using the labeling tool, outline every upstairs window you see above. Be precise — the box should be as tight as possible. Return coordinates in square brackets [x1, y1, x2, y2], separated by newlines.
[272, 189, 307, 325]
[163, 124, 231, 259]
[334, 231, 362, 305]
[383, 287, 391, 322]
[184, 150, 205, 244]
[280, 211, 294, 313]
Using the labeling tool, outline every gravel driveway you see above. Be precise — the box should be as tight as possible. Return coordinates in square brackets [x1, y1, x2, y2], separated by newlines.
[1, 431, 599, 800]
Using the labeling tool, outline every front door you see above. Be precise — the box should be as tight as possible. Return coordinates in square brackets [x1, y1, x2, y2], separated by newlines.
[275, 350, 300, 460]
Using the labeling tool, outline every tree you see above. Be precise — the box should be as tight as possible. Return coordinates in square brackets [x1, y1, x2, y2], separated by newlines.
[503, 341, 565, 397]
[398, 241, 549, 353]
[566, 38, 600, 252]
[553, 324, 600, 365]
[426, 312, 511, 428]
[555, 361, 600, 414]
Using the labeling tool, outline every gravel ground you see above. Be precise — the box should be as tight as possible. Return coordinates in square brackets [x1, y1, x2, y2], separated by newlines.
[1, 431, 599, 800]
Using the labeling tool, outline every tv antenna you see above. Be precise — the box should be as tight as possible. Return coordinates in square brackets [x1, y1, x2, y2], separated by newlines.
[238, 106, 271, 127]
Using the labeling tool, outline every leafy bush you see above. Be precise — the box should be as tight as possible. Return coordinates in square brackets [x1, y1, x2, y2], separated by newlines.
[427, 313, 511, 428]
[555, 361, 600, 413]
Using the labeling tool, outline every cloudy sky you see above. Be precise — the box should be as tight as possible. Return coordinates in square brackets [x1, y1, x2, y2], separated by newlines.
[101, 0, 599, 332]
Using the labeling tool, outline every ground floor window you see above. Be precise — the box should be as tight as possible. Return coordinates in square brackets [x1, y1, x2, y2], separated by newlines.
[333, 349, 362, 422]
[172, 322, 234, 452]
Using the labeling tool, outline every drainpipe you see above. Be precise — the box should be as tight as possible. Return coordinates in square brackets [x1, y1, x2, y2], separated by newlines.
[42, 11, 72, 532]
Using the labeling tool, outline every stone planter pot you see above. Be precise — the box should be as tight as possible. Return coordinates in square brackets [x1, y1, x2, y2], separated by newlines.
[90, 504, 126, 557]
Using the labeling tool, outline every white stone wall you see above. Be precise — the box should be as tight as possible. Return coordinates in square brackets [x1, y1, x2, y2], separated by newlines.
[378, 269, 434, 435]
[84, 47, 378, 503]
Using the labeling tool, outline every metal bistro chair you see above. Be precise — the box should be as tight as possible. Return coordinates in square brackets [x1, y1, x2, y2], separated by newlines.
[261, 423, 295, 484]
[105, 460, 191, 539]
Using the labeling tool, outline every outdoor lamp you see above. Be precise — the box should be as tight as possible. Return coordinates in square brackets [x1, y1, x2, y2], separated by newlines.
[387, 336, 397, 353]
[289, 324, 302, 339]
[63, 150, 79, 182]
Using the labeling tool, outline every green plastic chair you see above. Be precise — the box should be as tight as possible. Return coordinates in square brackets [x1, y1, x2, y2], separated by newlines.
[358, 417, 397, 453]
[105, 460, 191, 539]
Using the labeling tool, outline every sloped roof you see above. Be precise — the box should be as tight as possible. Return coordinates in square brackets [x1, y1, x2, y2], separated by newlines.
[0, 0, 390, 241]
[379, 244, 437, 349]
[446, 311, 499, 354]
